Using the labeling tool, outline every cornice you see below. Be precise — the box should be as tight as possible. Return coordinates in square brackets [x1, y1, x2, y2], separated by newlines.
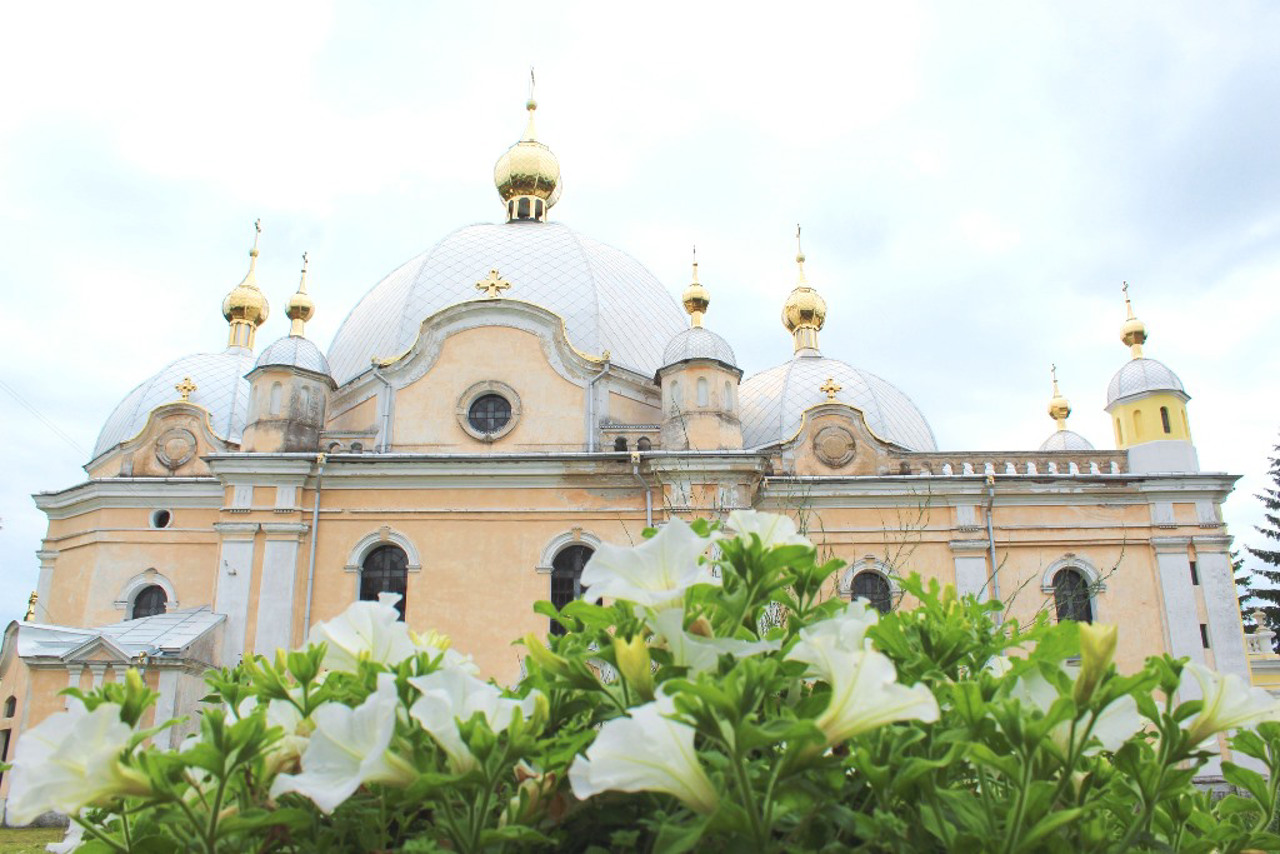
[1151, 536, 1193, 553]
[33, 478, 224, 520]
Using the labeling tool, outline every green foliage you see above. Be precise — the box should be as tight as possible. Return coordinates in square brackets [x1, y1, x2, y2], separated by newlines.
[16, 515, 1280, 853]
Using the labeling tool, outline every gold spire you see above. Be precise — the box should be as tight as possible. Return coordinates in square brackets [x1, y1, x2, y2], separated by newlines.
[494, 72, 561, 222]
[222, 219, 270, 349]
[24, 590, 37, 622]
[287, 251, 316, 336]
[1120, 281, 1146, 358]
[1047, 363, 1071, 429]
[681, 245, 710, 327]
[781, 225, 827, 353]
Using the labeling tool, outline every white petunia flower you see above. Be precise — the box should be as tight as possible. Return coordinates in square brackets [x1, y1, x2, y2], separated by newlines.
[787, 603, 938, 746]
[727, 510, 812, 550]
[569, 693, 718, 814]
[580, 518, 717, 609]
[1181, 662, 1280, 746]
[308, 592, 418, 671]
[8, 700, 150, 825]
[1010, 669, 1142, 755]
[270, 673, 414, 813]
[648, 608, 781, 674]
[408, 667, 542, 773]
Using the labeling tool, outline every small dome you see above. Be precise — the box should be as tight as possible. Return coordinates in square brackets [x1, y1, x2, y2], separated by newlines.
[256, 336, 332, 376]
[1039, 430, 1095, 452]
[494, 101, 561, 213]
[739, 354, 936, 451]
[662, 327, 737, 368]
[222, 279, 269, 327]
[1106, 358, 1186, 406]
[782, 285, 827, 335]
[94, 348, 255, 459]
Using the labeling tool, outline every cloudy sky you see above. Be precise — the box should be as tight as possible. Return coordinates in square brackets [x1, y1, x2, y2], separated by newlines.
[2, 2, 1278, 627]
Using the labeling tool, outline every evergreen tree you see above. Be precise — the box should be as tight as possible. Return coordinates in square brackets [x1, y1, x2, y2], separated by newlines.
[1246, 437, 1280, 642]
[1234, 549, 1255, 627]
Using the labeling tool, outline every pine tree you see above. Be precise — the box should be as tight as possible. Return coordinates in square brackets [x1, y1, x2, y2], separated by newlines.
[1246, 437, 1280, 642]
[1234, 550, 1255, 628]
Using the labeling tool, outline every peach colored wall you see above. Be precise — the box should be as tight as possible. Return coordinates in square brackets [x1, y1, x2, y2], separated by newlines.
[325, 395, 379, 435]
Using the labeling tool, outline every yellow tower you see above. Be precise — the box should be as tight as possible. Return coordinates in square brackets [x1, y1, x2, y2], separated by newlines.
[1104, 283, 1197, 472]
[222, 219, 270, 349]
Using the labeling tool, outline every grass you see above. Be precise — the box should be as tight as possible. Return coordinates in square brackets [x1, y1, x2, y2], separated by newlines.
[0, 826, 64, 853]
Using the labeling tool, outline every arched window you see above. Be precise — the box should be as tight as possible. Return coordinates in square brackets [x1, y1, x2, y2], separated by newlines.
[851, 571, 893, 614]
[724, 381, 733, 410]
[696, 378, 709, 407]
[299, 386, 311, 415]
[1115, 417, 1123, 443]
[613, 436, 628, 452]
[669, 380, 680, 414]
[131, 585, 167, 620]
[550, 545, 594, 635]
[361, 545, 408, 620]
[1160, 406, 1171, 434]
[269, 382, 283, 416]
[637, 437, 652, 451]
[3, 696, 15, 718]
[1052, 568, 1093, 623]
[1132, 410, 1142, 435]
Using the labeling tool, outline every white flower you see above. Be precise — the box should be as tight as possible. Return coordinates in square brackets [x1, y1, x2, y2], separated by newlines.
[408, 667, 542, 773]
[46, 818, 86, 853]
[727, 510, 812, 550]
[1010, 669, 1142, 755]
[308, 592, 418, 671]
[1182, 662, 1280, 746]
[787, 603, 938, 746]
[412, 628, 481, 675]
[7, 700, 150, 825]
[648, 608, 781, 674]
[580, 518, 717, 608]
[270, 673, 414, 813]
[569, 693, 718, 814]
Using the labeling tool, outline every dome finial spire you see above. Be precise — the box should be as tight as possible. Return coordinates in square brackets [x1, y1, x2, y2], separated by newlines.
[1120, 280, 1147, 358]
[682, 244, 710, 327]
[222, 219, 270, 349]
[495, 74, 561, 222]
[1048, 363, 1071, 430]
[782, 225, 826, 354]
[287, 251, 316, 337]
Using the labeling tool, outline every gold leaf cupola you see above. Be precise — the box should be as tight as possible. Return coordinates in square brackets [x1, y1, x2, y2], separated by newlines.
[682, 247, 710, 327]
[494, 73, 561, 223]
[1039, 364, 1094, 452]
[781, 226, 827, 354]
[287, 252, 315, 337]
[1047, 363, 1071, 429]
[222, 219, 270, 349]
[1120, 280, 1146, 358]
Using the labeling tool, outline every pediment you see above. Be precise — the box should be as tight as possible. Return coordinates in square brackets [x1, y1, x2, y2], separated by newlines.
[780, 403, 911, 476]
[87, 402, 232, 478]
[61, 635, 133, 665]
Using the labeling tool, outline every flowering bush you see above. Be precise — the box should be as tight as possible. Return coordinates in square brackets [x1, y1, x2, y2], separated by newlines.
[9, 511, 1280, 852]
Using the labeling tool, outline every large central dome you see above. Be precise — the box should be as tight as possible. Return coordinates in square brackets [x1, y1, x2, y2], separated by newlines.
[326, 221, 687, 384]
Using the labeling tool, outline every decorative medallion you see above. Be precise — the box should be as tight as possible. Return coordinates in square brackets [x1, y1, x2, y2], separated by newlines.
[813, 425, 856, 468]
[155, 428, 197, 469]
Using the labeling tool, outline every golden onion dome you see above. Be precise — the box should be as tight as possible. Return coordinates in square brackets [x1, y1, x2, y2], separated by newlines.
[1120, 281, 1146, 358]
[286, 252, 315, 335]
[494, 99, 561, 220]
[781, 249, 827, 338]
[222, 221, 270, 349]
[682, 251, 710, 326]
[1047, 365, 1071, 424]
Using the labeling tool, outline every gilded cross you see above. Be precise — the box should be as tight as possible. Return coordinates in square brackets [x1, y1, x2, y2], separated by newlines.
[820, 377, 842, 400]
[175, 376, 198, 402]
[475, 269, 512, 299]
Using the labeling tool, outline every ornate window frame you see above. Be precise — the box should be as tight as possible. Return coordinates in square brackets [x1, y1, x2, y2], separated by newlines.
[114, 569, 179, 614]
[837, 557, 902, 608]
[1041, 555, 1104, 622]
[536, 529, 603, 575]
[456, 380, 522, 443]
[343, 526, 423, 575]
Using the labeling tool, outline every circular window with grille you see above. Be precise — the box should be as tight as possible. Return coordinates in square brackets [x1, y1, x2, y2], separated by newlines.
[457, 381, 522, 442]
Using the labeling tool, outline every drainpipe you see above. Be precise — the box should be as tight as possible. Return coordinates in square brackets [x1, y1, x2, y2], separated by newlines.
[585, 360, 611, 452]
[302, 453, 326, 638]
[631, 451, 653, 528]
[985, 474, 1001, 608]
[372, 367, 394, 452]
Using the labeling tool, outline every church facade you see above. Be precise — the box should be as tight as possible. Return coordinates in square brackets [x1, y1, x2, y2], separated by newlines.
[0, 96, 1254, 815]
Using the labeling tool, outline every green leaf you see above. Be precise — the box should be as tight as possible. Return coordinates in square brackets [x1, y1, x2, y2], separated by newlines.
[1222, 762, 1271, 809]
[1017, 807, 1086, 851]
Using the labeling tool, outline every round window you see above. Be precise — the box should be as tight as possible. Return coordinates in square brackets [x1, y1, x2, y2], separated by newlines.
[150, 509, 172, 529]
[468, 394, 512, 434]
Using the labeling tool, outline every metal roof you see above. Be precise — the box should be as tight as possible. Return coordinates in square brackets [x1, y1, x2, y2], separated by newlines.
[1039, 429, 1096, 452]
[661, 326, 737, 368]
[256, 335, 332, 376]
[1106, 357, 1186, 406]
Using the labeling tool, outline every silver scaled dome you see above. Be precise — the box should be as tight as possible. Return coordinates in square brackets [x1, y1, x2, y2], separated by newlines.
[94, 347, 255, 459]
[661, 327, 737, 368]
[739, 354, 937, 451]
[1106, 358, 1185, 406]
[1039, 429, 1095, 452]
[256, 336, 332, 377]
[326, 221, 687, 384]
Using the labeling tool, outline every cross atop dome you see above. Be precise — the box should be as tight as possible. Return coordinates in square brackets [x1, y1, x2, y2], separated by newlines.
[494, 73, 561, 223]
[782, 225, 827, 354]
[1120, 281, 1147, 358]
[222, 219, 270, 350]
[682, 246, 710, 327]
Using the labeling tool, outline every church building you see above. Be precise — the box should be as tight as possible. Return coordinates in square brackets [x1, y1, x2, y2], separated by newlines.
[0, 94, 1253, 815]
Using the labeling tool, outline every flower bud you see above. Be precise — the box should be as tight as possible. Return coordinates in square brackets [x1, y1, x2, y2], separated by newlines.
[612, 634, 655, 701]
[520, 634, 571, 678]
[1074, 623, 1118, 705]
